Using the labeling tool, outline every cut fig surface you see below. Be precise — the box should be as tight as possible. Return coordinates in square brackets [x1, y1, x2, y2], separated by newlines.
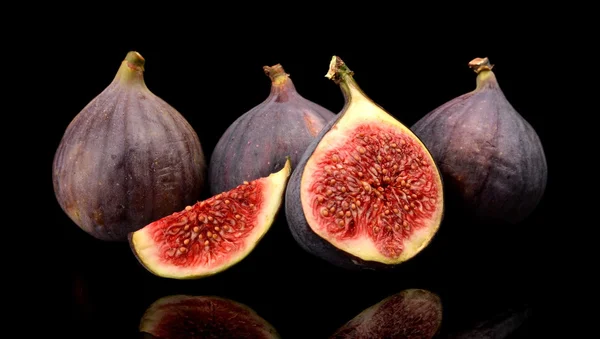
[303, 124, 442, 263]
[286, 56, 444, 269]
[140, 295, 280, 339]
[130, 158, 291, 279]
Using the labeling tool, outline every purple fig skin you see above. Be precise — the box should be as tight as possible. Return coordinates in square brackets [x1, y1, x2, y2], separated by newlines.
[208, 64, 336, 195]
[411, 58, 547, 225]
[52, 52, 206, 241]
[330, 289, 443, 339]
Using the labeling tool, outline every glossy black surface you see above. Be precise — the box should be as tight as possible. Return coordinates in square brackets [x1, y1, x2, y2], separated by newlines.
[39, 33, 553, 338]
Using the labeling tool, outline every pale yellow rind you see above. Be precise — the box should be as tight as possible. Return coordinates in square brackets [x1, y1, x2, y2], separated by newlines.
[300, 91, 444, 265]
[131, 158, 292, 279]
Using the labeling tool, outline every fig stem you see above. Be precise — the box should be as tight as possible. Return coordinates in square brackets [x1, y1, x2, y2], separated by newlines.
[263, 64, 289, 86]
[114, 51, 147, 87]
[469, 57, 498, 90]
[325, 56, 368, 104]
[325, 56, 354, 84]
[469, 57, 494, 74]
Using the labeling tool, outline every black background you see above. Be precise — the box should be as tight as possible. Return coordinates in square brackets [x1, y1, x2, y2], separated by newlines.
[33, 20, 559, 338]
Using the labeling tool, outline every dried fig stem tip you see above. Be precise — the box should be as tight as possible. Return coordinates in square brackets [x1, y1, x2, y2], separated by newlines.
[325, 55, 354, 84]
[470, 57, 498, 89]
[263, 64, 289, 85]
[324, 55, 369, 106]
[125, 51, 145, 71]
[114, 51, 147, 86]
[469, 57, 494, 73]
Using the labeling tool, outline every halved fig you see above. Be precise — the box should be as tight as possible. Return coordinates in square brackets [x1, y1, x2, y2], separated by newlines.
[286, 56, 444, 270]
[139, 295, 281, 339]
[330, 288, 443, 338]
[129, 158, 291, 279]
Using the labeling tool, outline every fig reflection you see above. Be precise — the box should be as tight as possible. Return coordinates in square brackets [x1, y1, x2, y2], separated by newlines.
[445, 303, 532, 339]
[330, 288, 443, 339]
[139, 294, 280, 339]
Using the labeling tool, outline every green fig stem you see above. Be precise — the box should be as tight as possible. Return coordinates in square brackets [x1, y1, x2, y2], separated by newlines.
[325, 56, 369, 105]
[113, 51, 147, 87]
[263, 64, 289, 86]
[264, 64, 296, 100]
[469, 57, 497, 89]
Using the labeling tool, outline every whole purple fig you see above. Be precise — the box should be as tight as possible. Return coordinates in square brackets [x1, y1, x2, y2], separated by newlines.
[411, 57, 547, 225]
[208, 64, 336, 195]
[53, 51, 206, 241]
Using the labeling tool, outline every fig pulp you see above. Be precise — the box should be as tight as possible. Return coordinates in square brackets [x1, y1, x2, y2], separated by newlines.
[129, 158, 291, 279]
[330, 288, 443, 339]
[139, 295, 281, 339]
[411, 57, 547, 225]
[285, 56, 444, 270]
[208, 63, 336, 195]
[53, 51, 206, 241]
